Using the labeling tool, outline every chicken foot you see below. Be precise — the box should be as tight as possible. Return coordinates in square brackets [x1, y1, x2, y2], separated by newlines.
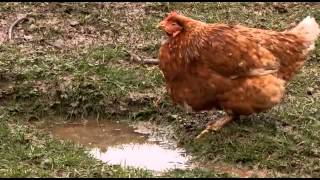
[195, 115, 234, 139]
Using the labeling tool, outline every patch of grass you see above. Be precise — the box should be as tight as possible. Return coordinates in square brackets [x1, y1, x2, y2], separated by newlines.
[83, 45, 128, 63]
[0, 44, 163, 118]
[163, 168, 232, 178]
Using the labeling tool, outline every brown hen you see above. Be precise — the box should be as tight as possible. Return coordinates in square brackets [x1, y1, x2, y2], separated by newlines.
[157, 11, 320, 139]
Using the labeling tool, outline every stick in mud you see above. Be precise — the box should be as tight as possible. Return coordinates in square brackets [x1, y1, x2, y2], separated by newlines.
[126, 50, 159, 65]
[8, 14, 28, 42]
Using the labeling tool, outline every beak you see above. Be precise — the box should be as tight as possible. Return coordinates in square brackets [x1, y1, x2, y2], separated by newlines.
[157, 22, 164, 29]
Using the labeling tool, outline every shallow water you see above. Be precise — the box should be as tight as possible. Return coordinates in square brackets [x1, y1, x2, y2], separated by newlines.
[43, 119, 192, 172]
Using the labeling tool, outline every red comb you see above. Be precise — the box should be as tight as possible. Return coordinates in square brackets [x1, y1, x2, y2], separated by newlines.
[167, 11, 179, 17]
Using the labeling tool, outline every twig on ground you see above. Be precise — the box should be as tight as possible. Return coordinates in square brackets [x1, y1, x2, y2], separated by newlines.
[143, 58, 160, 65]
[126, 50, 159, 65]
[8, 14, 28, 42]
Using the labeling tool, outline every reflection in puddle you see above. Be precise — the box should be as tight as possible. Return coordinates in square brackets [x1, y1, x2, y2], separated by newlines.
[44, 120, 191, 172]
[89, 144, 189, 172]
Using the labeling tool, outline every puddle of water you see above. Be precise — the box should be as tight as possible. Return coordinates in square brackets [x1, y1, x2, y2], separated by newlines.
[40, 119, 192, 173]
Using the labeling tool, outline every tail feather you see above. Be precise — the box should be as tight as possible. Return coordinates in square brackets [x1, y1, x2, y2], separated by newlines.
[290, 16, 320, 52]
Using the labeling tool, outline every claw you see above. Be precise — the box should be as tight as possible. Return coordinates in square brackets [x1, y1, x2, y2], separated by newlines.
[195, 126, 219, 140]
[195, 129, 210, 139]
[194, 115, 234, 140]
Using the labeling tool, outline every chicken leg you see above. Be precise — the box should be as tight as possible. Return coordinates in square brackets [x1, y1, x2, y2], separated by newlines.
[195, 115, 234, 139]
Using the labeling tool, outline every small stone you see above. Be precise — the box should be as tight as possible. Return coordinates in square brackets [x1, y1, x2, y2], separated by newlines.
[29, 24, 37, 31]
[53, 26, 59, 31]
[23, 35, 33, 41]
[52, 39, 64, 49]
[69, 20, 79, 26]
[40, 158, 52, 169]
[307, 87, 314, 95]
[102, 18, 109, 23]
